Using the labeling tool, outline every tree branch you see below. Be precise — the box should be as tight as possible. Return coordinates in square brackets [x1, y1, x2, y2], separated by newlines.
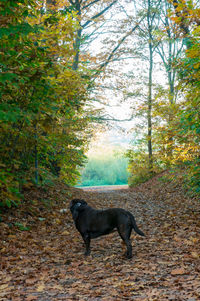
[95, 16, 145, 75]
[82, 0, 101, 10]
[82, 0, 117, 28]
[92, 114, 134, 122]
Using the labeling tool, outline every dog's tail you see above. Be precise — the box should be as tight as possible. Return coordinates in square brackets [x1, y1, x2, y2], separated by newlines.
[130, 213, 145, 236]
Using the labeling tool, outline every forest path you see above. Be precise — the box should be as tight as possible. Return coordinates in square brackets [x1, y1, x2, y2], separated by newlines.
[81, 185, 129, 192]
[1, 178, 200, 300]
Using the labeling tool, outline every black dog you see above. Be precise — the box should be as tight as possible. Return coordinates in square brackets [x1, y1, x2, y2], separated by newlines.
[70, 199, 145, 259]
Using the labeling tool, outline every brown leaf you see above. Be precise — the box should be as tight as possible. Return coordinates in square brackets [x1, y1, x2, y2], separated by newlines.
[26, 295, 38, 301]
[171, 267, 186, 275]
[52, 284, 63, 290]
[25, 278, 37, 285]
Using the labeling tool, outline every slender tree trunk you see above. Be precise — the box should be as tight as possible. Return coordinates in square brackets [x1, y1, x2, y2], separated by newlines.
[147, 0, 153, 172]
[148, 40, 153, 172]
[71, 0, 82, 71]
[72, 27, 82, 71]
[34, 124, 39, 185]
[168, 39, 174, 104]
[70, 0, 118, 71]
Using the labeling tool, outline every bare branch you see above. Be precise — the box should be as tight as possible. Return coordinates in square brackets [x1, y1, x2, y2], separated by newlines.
[95, 16, 145, 75]
[82, 0, 101, 10]
[92, 114, 134, 122]
[82, 0, 117, 28]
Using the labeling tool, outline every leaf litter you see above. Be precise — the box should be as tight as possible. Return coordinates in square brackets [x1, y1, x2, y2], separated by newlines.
[0, 174, 200, 300]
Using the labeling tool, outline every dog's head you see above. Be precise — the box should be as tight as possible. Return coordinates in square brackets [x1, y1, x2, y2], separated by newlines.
[70, 199, 88, 220]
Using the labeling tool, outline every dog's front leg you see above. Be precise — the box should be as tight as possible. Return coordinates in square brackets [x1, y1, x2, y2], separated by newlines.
[81, 233, 91, 256]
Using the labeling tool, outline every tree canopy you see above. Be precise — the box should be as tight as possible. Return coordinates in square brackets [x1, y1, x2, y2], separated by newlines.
[0, 0, 93, 207]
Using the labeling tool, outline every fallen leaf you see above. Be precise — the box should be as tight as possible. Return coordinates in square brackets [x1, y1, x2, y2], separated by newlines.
[191, 251, 199, 259]
[61, 230, 70, 235]
[36, 283, 45, 292]
[171, 267, 186, 275]
[55, 218, 61, 224]
[52, 284, 63, 290]
[0, 284, 8, 292]
[26, 295, 38, 301]
[1, 276, 11, 283]
[25, 278, 37, 285]
[173, 235, 181, 242]
[190, 237, 199, 244]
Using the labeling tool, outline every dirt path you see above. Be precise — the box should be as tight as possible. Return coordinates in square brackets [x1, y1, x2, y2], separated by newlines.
[1, 182, 200, 300]
[81, 185, 129, 192]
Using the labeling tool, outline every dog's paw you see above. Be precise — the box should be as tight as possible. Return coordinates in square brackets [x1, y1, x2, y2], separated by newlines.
[124, 252, 132, 259]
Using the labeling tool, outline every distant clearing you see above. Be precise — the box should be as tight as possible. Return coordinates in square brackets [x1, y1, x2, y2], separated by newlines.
[80, 185, 129, 192]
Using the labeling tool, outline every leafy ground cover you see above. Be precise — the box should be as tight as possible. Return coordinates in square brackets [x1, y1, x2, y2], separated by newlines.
[0, 174, 200, 300]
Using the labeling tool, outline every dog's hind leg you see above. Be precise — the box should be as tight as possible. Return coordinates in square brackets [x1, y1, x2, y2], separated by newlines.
[81, 233, 91, 256]
[117, 225, 133, 259]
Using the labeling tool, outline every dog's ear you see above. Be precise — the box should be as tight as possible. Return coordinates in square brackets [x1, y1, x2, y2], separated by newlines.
[77, 199, 87, 208]
[70, 199, 88, 220]
[70, 199, 87, 209]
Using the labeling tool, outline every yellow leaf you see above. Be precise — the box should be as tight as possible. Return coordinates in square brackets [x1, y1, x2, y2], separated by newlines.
[36, 283, 45, 292]
[55, 218, 61, 224]
[191, 251, 199, 259]
[194, 62, 200, 69]
[190, 237, 198, 244]
[61, 230, 70, 235]
[0, 284, 8, 292]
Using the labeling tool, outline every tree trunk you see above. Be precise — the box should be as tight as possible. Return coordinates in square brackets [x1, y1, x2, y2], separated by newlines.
[34, 124, 39, 185]
[147, 0, 153, 172]
[72, 27, 82, 71]
[148, 40, 153, 172]
[70, 0, 82, 70]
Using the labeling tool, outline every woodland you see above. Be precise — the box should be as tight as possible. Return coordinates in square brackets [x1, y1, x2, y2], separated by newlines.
[0, 0, 200, 206]
[0, 0, 200, 300]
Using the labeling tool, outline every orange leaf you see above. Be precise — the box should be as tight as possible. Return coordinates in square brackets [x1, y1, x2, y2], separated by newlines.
[171, 267, 186, 275]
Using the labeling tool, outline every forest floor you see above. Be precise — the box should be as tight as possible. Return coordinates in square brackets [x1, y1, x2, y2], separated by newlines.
[0, 172, 200, 300]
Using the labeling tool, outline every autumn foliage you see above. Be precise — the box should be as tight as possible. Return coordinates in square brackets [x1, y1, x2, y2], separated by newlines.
[0, 1, 92, 207]
[127, 0, 200, 195]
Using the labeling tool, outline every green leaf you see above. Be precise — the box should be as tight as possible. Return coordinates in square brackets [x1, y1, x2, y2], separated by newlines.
[14, 222, 30, 231]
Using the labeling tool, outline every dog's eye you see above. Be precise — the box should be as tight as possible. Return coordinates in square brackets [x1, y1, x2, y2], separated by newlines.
[76, 202, 81, 207]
